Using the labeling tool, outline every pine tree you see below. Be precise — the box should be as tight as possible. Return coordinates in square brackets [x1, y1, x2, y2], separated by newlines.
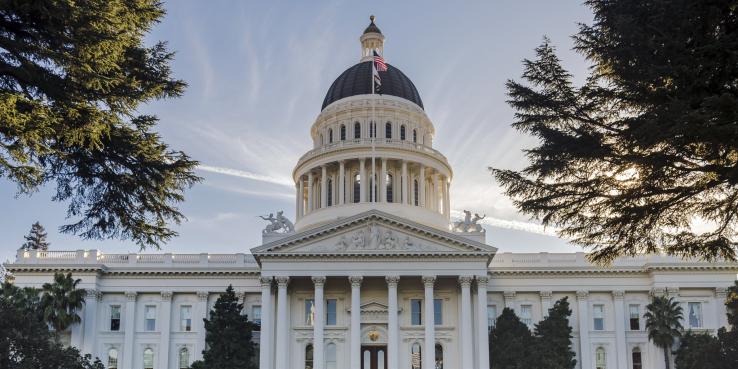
[22, 222, 50, 251]
[489, 307, 534, 369]
[718, 281, 738, 367]
[674, 332, 723, 369]
[191, 285, 257, 369]
[532, 297, 576, 369]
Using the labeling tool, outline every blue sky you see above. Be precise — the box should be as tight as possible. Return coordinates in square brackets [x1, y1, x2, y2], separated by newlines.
[0, 0, 595, 263]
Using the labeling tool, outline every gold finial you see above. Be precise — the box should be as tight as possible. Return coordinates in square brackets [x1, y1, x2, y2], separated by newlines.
[370, 15, 375, 23]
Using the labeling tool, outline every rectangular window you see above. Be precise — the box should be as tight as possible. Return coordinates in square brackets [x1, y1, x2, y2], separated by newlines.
[632, 349, 642, 369]
[629, 304, 640, 330]
[110, 305, 121, 331]
[434, 299, 443, 325]
[411, 299, 422, 325]
[144, 305, 156, 331]
[251, 305, 262, 331]
[593, 304, 605, 331]
[487, 305, 497, 330]
[305, 299, 315, 326]
[326, 299, 337, 326]
[688, 302, 702, 328]
[520, 304, 532, 327]
[180, 305, 192, 332]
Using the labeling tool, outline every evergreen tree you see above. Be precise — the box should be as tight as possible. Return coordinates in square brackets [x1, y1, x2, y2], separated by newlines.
[645, 296, 684, 369]
[0, 0, 200, 250]
[674, 332, 723, 369]
[532, 297, 576, 369]
[489, 307, 533, 369]
[22, 221, 50, 251]
[718, 281, 738, 367]
[191, 285, 257, 369]
[491, 0, 738, 264]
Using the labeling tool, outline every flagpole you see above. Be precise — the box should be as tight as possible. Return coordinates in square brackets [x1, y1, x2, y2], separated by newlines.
[371, 50, 376, 203]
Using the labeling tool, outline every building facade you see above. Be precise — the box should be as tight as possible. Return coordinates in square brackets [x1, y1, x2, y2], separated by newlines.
[6, 18, 738, 369]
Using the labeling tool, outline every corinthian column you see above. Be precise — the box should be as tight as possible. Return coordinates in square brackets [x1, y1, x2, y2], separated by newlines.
[339, 160, 346, 205]
[321, 165, 328, 208]
[476, 276, 490, 369]
[577, 290, 591, 369]
[349, 276, 363, 369]
[422, 275, 436, 369]
[307, 172, 314, 212]
[459, 276, 473, 369]
[259, 277, 273, 369]
[386, 276, 400, 369]
[313, 277, 326, 369]
[274, 277, 290, 369]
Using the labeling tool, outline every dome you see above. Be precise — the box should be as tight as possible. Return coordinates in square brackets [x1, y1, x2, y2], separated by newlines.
[322, 61, 424, 110]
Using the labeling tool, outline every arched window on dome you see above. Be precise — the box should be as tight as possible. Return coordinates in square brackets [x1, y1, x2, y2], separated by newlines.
[400, 125, 406, 140]
[327, 179, 333, 207]
[385, 173, 394, 202]
[411, 343, 421, 369]
[107, 348, 118, 369]
[354, 122, 361, 139]
[340, 125, 346, 141]
[143, 348, 154, 369]
[413, 179, 419, 206]
[413, 129, 417, 143]
[328, 129, 333, 143]
[305, 344, 314, 369]
[353, 173, 361, 203]
[178, 347, 190, 369]
[385, 122, 392, 139]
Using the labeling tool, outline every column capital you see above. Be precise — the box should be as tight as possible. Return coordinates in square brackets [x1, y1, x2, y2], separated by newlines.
[124, 291, 137, 301]
[197, 291, 209, 301]
[161, 290, 173, 301]
[349, 275, 363, 287]
[503, 290, 516, 300]
[715, 287, 729, 298]
[667, 287, 680, 297]
[276, 276, 290, 287]
[539, 290, 553, 299]
[476, 275, 489, 285]
[312, 276, 327, 287]
[576, 290, 589, 300]
[458, 275, 473, 288]
[85, 289, 103, 301]
[385, 275, 400, 287]
[650, 287, 666, 297]
[260, 276, 273, 287]
[612, 290, 625, 299]
[422, 275, 436, 287]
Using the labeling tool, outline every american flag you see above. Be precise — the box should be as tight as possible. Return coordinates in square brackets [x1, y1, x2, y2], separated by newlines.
[373, 50, 387, 71]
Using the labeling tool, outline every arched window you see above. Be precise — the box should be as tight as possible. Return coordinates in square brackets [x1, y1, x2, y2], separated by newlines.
[328, 129, 333, 143]
[340, 125, 346, 141]
[595, 347, 606, 369]
[143, 348, 154, 369]
[353, 173, 361, 203]
[179, 348, 190, 369]
[386, 173, 393, 203]
[325, 343, 337, 369]
[435, 344, 443, 369]
[413, 179, 419, 206]
[411, 343, 422, 369]
[631, 348, 642, 369]
[354, 122, 361, 139]
[413, 129, 417, 143]
[305, 344, 314, 369]
[385, 122, 392, 139]
[327, 179, 333, 207]
[400, 125, 406, 140]
[107, 348, 118, 369]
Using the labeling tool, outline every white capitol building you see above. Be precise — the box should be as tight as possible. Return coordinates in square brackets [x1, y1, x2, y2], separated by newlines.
[6, 17, 738, 369]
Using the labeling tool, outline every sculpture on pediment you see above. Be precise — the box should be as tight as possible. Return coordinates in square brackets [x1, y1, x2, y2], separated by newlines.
[259, 211, 295, 234]
[381, 230, 398, 249]
[352, 230, 365, 249]
[453, 210, 486, 233]
[369, 224, 381, 248]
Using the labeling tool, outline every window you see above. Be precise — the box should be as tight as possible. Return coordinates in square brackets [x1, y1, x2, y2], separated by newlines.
[305, 299, 315, 326]
[370, 122, 376, 138]
[520, 304, 532, 326]
[386, 173, 393, 203]
[400, 125, 406, 140]
[688, 302, 702, 328]
[143, 348, 154, 369]
[326, 299, 337, 326]
[327, 179, 333, 207]
[629, 304, 640, 330]
[353, 173, 361, 203]
[179, 348, 190, 369]
[487, 305, 497, 330]
[305, 344, 314, 369]
[363, 349, 371, 369]
[385, 122, 392, 139]
[435, 344, 443, 369]
[107, 348, 118, 369]
[354, 122, 361, 139]
[595, 347, 606, 369]
[145, 305, 156, 331]
[413, 179, 419, 206]
[252, 305, 262, 328]
[328, 129, 333, 143]
[110, 305, 121, 331]
[411, 299, 422, 325]
[593, 304, 604, 331]
[411, 343, 422, 369]
[340, 124, 346, 140]
[180, 305, 192, 332]
[434, 298, 443, 325]
[413, 129, 417, 143]
[325, 343, 337, 369]
[632, 348, 642, 369]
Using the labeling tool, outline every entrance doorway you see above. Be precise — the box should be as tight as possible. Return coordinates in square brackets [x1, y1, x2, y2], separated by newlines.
[361, 346, 387, 369]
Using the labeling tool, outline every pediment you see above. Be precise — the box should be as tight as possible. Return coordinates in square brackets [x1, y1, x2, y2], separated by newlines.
[250, 210, 496, 259]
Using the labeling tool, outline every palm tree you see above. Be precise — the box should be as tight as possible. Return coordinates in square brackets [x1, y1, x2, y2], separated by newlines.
[40, 272, 86, 333]
[644, 296, 683, 369]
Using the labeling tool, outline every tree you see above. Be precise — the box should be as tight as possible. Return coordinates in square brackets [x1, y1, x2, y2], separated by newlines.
[674, 332, 723, 369]
[0, 280, 103, 369]
[532, 297, 577, 369]
[21, 221, 50, 251]
[489, 307, 534, 369]
[0, 0, 200, 250]
[40, 272, 86, 332]
[718, 281, 738, 367]
[490, 0, 738, 264]
[191, 285, 258, 369]
[645, 296, 684, 369]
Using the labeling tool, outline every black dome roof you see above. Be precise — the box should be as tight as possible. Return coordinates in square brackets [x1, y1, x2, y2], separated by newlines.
[322, 61, 424, 110]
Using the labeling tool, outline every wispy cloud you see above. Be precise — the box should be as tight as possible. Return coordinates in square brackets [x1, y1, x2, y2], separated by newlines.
[451, 209, 560, 237]
[197, 164, 293, 187]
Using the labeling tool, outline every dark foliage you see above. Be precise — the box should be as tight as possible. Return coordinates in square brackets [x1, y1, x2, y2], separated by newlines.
[675, 332, 723, 369]
[21, 221, 49, 250]
[532, 297, 577, 369]
[489, 307, 534, 369]
[645, 296, 684, 369]
[717, 281, 738, 367]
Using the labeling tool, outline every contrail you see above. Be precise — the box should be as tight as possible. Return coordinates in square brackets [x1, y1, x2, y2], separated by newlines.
[197, 165, 293, 187]
[451, 210, 560, 237]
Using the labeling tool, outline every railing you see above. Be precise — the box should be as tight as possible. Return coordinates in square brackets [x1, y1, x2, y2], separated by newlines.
[12, 249, 258, 268]
[296, 138, 449, 168]
[490, 252, 730, 269]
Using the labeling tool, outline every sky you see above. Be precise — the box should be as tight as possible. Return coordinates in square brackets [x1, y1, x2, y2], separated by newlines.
[0, 0, 596, 264]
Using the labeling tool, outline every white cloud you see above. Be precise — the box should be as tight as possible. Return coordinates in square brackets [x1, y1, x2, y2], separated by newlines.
[450, 209, 560, 237]
[197, 164, 293, 187]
